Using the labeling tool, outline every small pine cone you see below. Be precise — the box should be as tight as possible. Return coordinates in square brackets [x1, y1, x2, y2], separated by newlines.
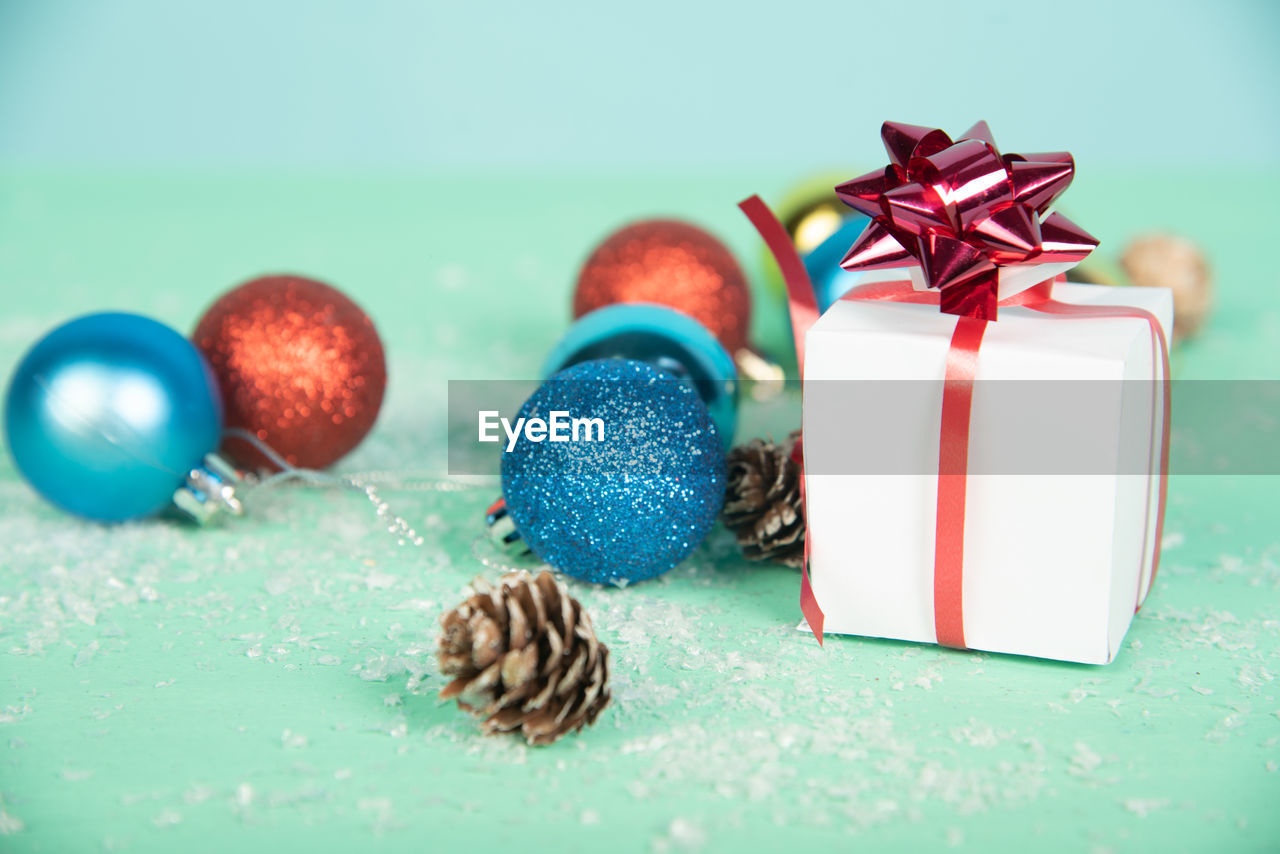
[438, 571, 610, 746]
[1120, 233, 1213, 340]
[722, 431, 804, 568]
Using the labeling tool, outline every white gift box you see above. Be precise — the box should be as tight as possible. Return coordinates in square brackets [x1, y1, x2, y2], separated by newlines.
[802, 270, 1173, 664]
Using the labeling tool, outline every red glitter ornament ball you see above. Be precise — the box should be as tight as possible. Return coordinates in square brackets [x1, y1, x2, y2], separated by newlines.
[193, 274, 387, 470]
[572, 220, 751, 355]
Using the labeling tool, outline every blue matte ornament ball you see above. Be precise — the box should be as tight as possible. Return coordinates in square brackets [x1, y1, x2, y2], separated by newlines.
[4, 312, 224, 522]
[500, 358, 726, 586]
[805, 213, 872, 313]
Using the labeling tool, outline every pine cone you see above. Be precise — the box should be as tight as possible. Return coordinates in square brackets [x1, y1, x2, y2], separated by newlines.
[438, 571, 610, 746]
[722, 431, 804, 567]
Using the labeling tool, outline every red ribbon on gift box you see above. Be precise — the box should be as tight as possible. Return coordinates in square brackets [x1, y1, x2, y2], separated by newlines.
[741, 121, 1170, 649]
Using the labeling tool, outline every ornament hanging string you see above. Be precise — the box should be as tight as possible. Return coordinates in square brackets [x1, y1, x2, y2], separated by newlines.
[229, 431, 543, 574]
[224, 428, 486, 547]
[469, 533, 545, 574]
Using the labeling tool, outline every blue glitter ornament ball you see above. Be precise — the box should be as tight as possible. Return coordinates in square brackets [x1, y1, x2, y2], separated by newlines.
[542, 303, 739, 448]
[4, 312, 224, 521]
[500, 358, 726, 585]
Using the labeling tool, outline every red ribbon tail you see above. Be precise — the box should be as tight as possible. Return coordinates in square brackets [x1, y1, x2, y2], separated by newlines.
[793, 436, 824, 645]
[1150, 327, 1171, 601]
[742, 195, 827, 645]
[738, 195, 820, 378]
[800, 559, 824, 645]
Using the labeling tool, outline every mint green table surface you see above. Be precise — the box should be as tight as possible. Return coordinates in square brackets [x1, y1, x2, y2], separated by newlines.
[0, 170, 1277, 853]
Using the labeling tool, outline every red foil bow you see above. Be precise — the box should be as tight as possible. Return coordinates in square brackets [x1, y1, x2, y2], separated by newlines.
[837, 121, 1099, 320]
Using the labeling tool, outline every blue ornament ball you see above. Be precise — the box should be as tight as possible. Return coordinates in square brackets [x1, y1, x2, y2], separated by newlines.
[805, 213, 871, 313]
[4, 312, 224, 521]
[500, 358, 726, 585]
[542, 303, 739, 448]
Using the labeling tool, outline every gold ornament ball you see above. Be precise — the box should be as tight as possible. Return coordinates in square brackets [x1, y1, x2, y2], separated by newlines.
[759, 173, 857, 301]
[1120, 233, 1213, 340]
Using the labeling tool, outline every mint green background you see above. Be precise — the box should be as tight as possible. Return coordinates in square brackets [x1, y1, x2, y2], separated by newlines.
[0, 168, 1277, 853]
[2, 2, 1280, 852]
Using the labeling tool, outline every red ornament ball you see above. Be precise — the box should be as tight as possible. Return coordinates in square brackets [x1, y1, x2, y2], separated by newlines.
[193, 274, 387, 470]
[572, 219, 751, 355]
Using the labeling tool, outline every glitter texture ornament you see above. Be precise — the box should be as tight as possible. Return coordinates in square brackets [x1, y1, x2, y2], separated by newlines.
[4, 312, 230, 522]
[193, 274, 387, 470]
[500, 359, 725, 586]
[573, 219, 751, 357]
[543, 302, 739, 446]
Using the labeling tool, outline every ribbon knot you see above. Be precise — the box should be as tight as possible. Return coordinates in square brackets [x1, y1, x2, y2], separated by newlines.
[837, 121, 1099, 320]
